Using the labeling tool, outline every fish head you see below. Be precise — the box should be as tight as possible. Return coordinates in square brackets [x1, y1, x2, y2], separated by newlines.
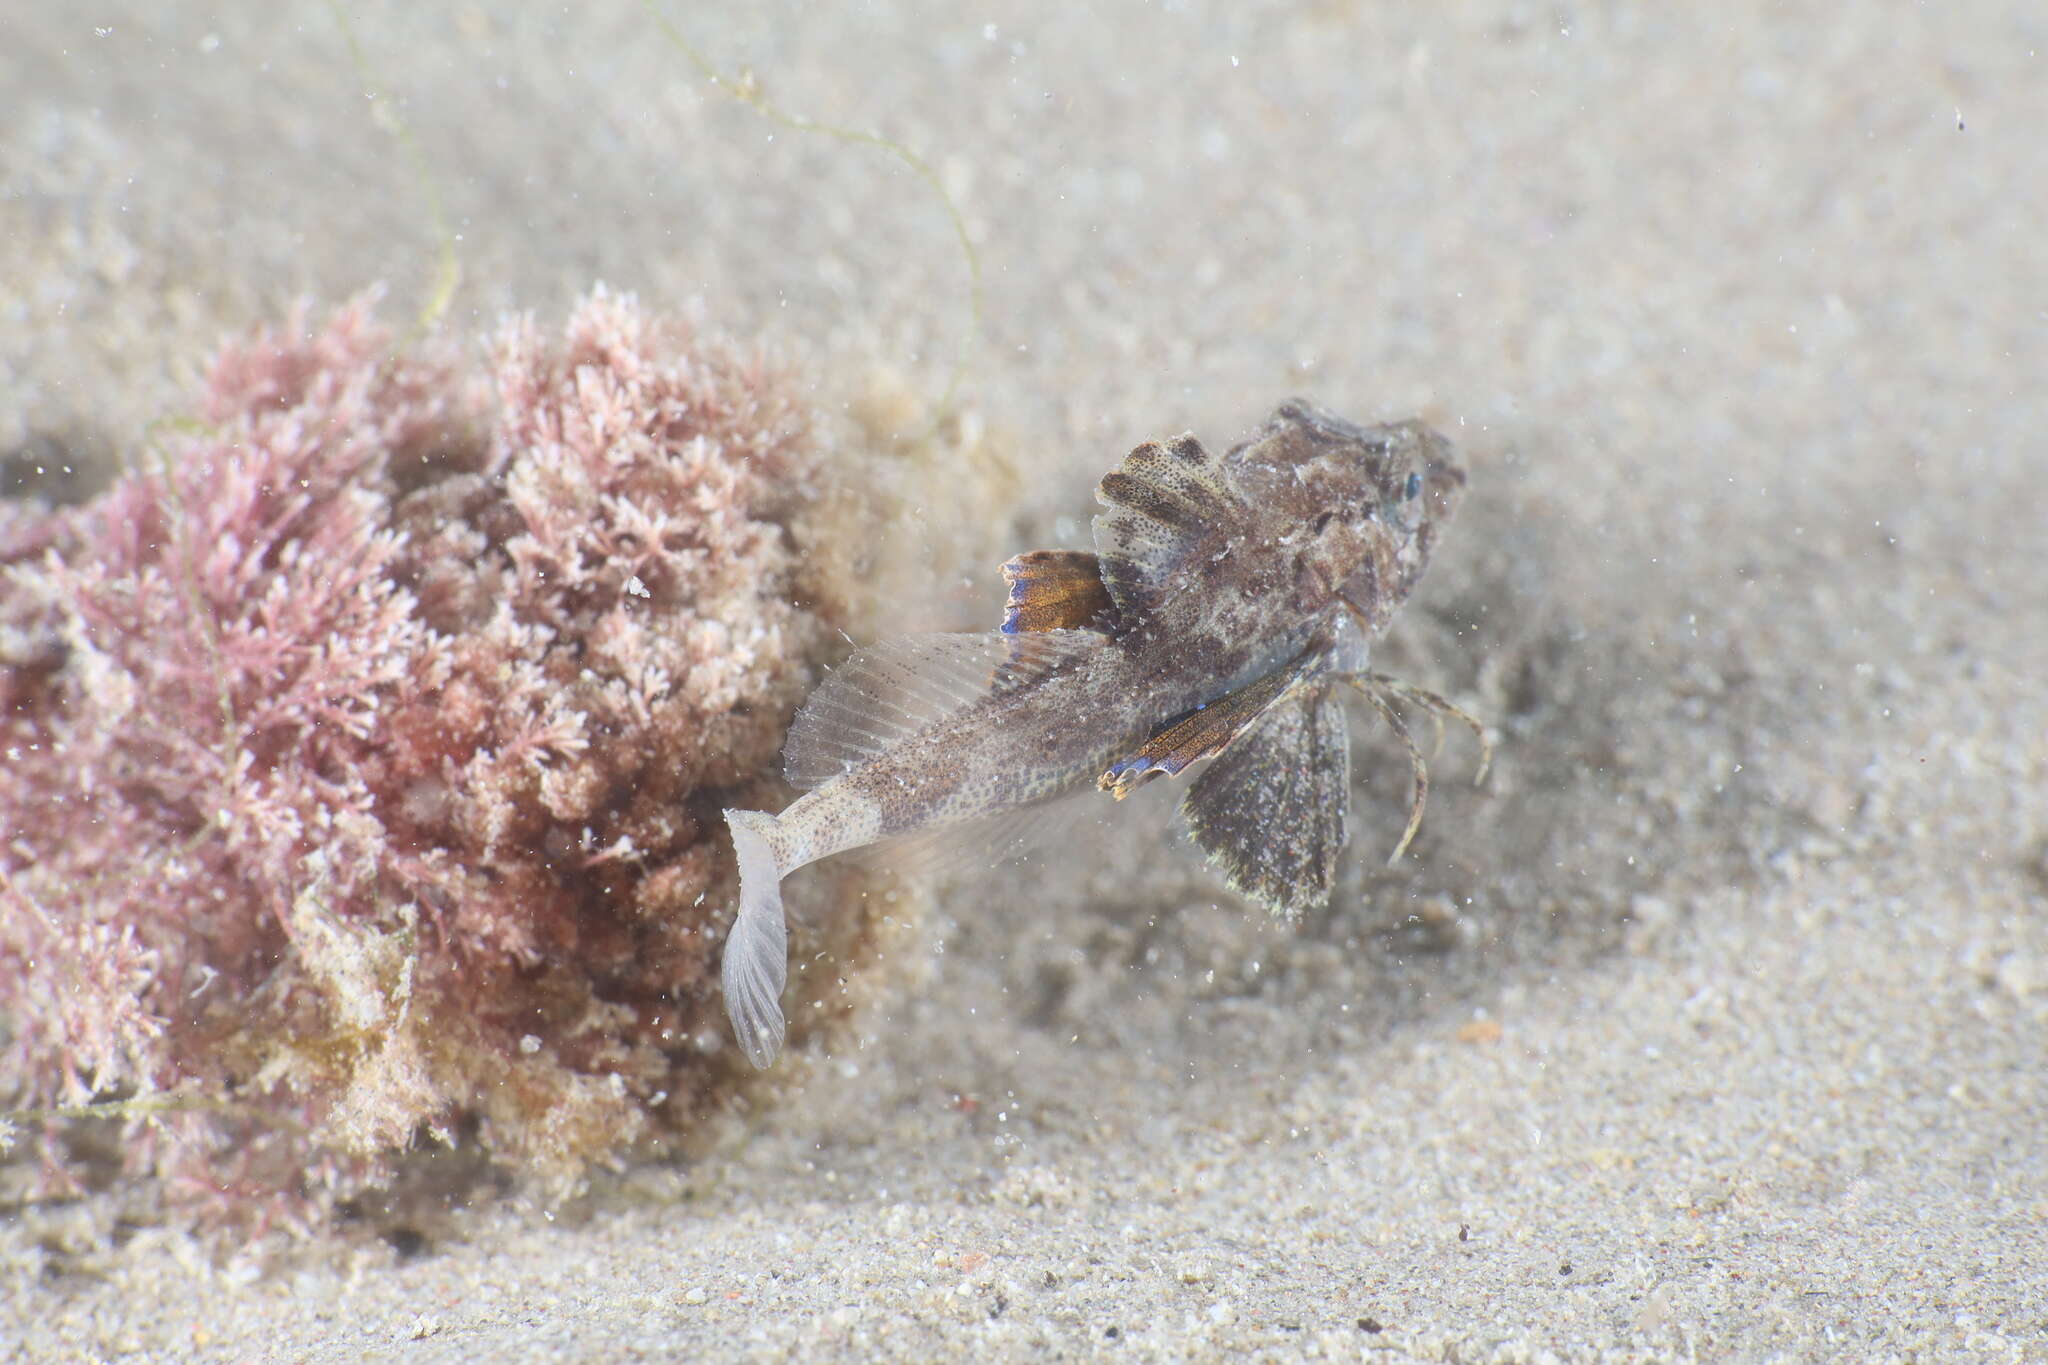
[1241, 402, 1466, 633]
[1365, 418, 1466, 608]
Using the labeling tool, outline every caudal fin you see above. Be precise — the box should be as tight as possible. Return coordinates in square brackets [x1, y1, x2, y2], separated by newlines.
[722, 808, 789, 1068]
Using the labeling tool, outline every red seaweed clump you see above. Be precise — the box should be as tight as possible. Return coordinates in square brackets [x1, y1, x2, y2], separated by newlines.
[0, 289, 896, 1224]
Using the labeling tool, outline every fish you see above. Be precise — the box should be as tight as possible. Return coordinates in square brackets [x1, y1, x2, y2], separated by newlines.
[720, 399, 1489, 1067]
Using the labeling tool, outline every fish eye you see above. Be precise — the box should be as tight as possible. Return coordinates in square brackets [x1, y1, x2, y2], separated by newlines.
[1404, 471, 1423, 501]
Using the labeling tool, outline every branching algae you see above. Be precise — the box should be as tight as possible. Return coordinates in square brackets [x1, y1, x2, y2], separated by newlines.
[723, 400, 1489, 1067]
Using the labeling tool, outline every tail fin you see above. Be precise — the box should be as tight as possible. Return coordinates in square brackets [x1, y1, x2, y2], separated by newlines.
[722, 809, 789, 1068]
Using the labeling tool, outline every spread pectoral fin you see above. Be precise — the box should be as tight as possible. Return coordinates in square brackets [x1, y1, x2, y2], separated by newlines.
[1098, 662, 1303, 799]
[1179, 682, 1350, 920]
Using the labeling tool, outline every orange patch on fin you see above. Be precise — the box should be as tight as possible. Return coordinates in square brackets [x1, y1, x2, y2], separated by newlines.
[1001, 550, 1117, 634]
[1099, 660, 1303, 799]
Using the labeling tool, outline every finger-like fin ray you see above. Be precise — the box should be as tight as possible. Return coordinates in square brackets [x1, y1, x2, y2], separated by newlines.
[1343, 672, 1494, 864]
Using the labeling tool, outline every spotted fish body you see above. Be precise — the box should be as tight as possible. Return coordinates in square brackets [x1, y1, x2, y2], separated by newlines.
[722, 400, 1471, 1067]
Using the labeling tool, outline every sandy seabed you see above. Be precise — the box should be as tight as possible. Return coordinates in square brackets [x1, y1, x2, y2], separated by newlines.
[3, 3, 2044, 1360]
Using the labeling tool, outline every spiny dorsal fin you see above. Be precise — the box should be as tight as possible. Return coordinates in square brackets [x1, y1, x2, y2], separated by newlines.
[1000, 549, 1118, 635]
[1091, 433, 1247, 622]
[783, 630, 1105, 790]
[1179, 681, 1350, 920]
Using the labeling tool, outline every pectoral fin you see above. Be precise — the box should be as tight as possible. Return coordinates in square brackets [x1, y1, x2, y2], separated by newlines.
[1098, 664, 1301, 799]
[1179, 682, 1350, 920]
[1000, 550, 1118, 635]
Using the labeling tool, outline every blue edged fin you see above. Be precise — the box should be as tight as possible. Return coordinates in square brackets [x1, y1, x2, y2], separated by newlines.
[1098, 659, 1305, 799]
[1000, 549, 1118, 635]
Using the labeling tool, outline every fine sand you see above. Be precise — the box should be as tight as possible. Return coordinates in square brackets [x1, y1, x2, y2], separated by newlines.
[3, 3, 2044, 1360]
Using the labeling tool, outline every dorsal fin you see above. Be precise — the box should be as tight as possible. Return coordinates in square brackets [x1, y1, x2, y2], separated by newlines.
[783, 630, 1105, 790]
[1000, 549, 1118, 635]
[1091, 433, 1246, 622]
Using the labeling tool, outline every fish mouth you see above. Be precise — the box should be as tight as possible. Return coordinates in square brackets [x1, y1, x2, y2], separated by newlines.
[1423, 453, 1467, 523]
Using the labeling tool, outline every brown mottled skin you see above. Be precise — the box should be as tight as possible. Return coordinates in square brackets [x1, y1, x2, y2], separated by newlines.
[721, 400, 1468, 1067]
